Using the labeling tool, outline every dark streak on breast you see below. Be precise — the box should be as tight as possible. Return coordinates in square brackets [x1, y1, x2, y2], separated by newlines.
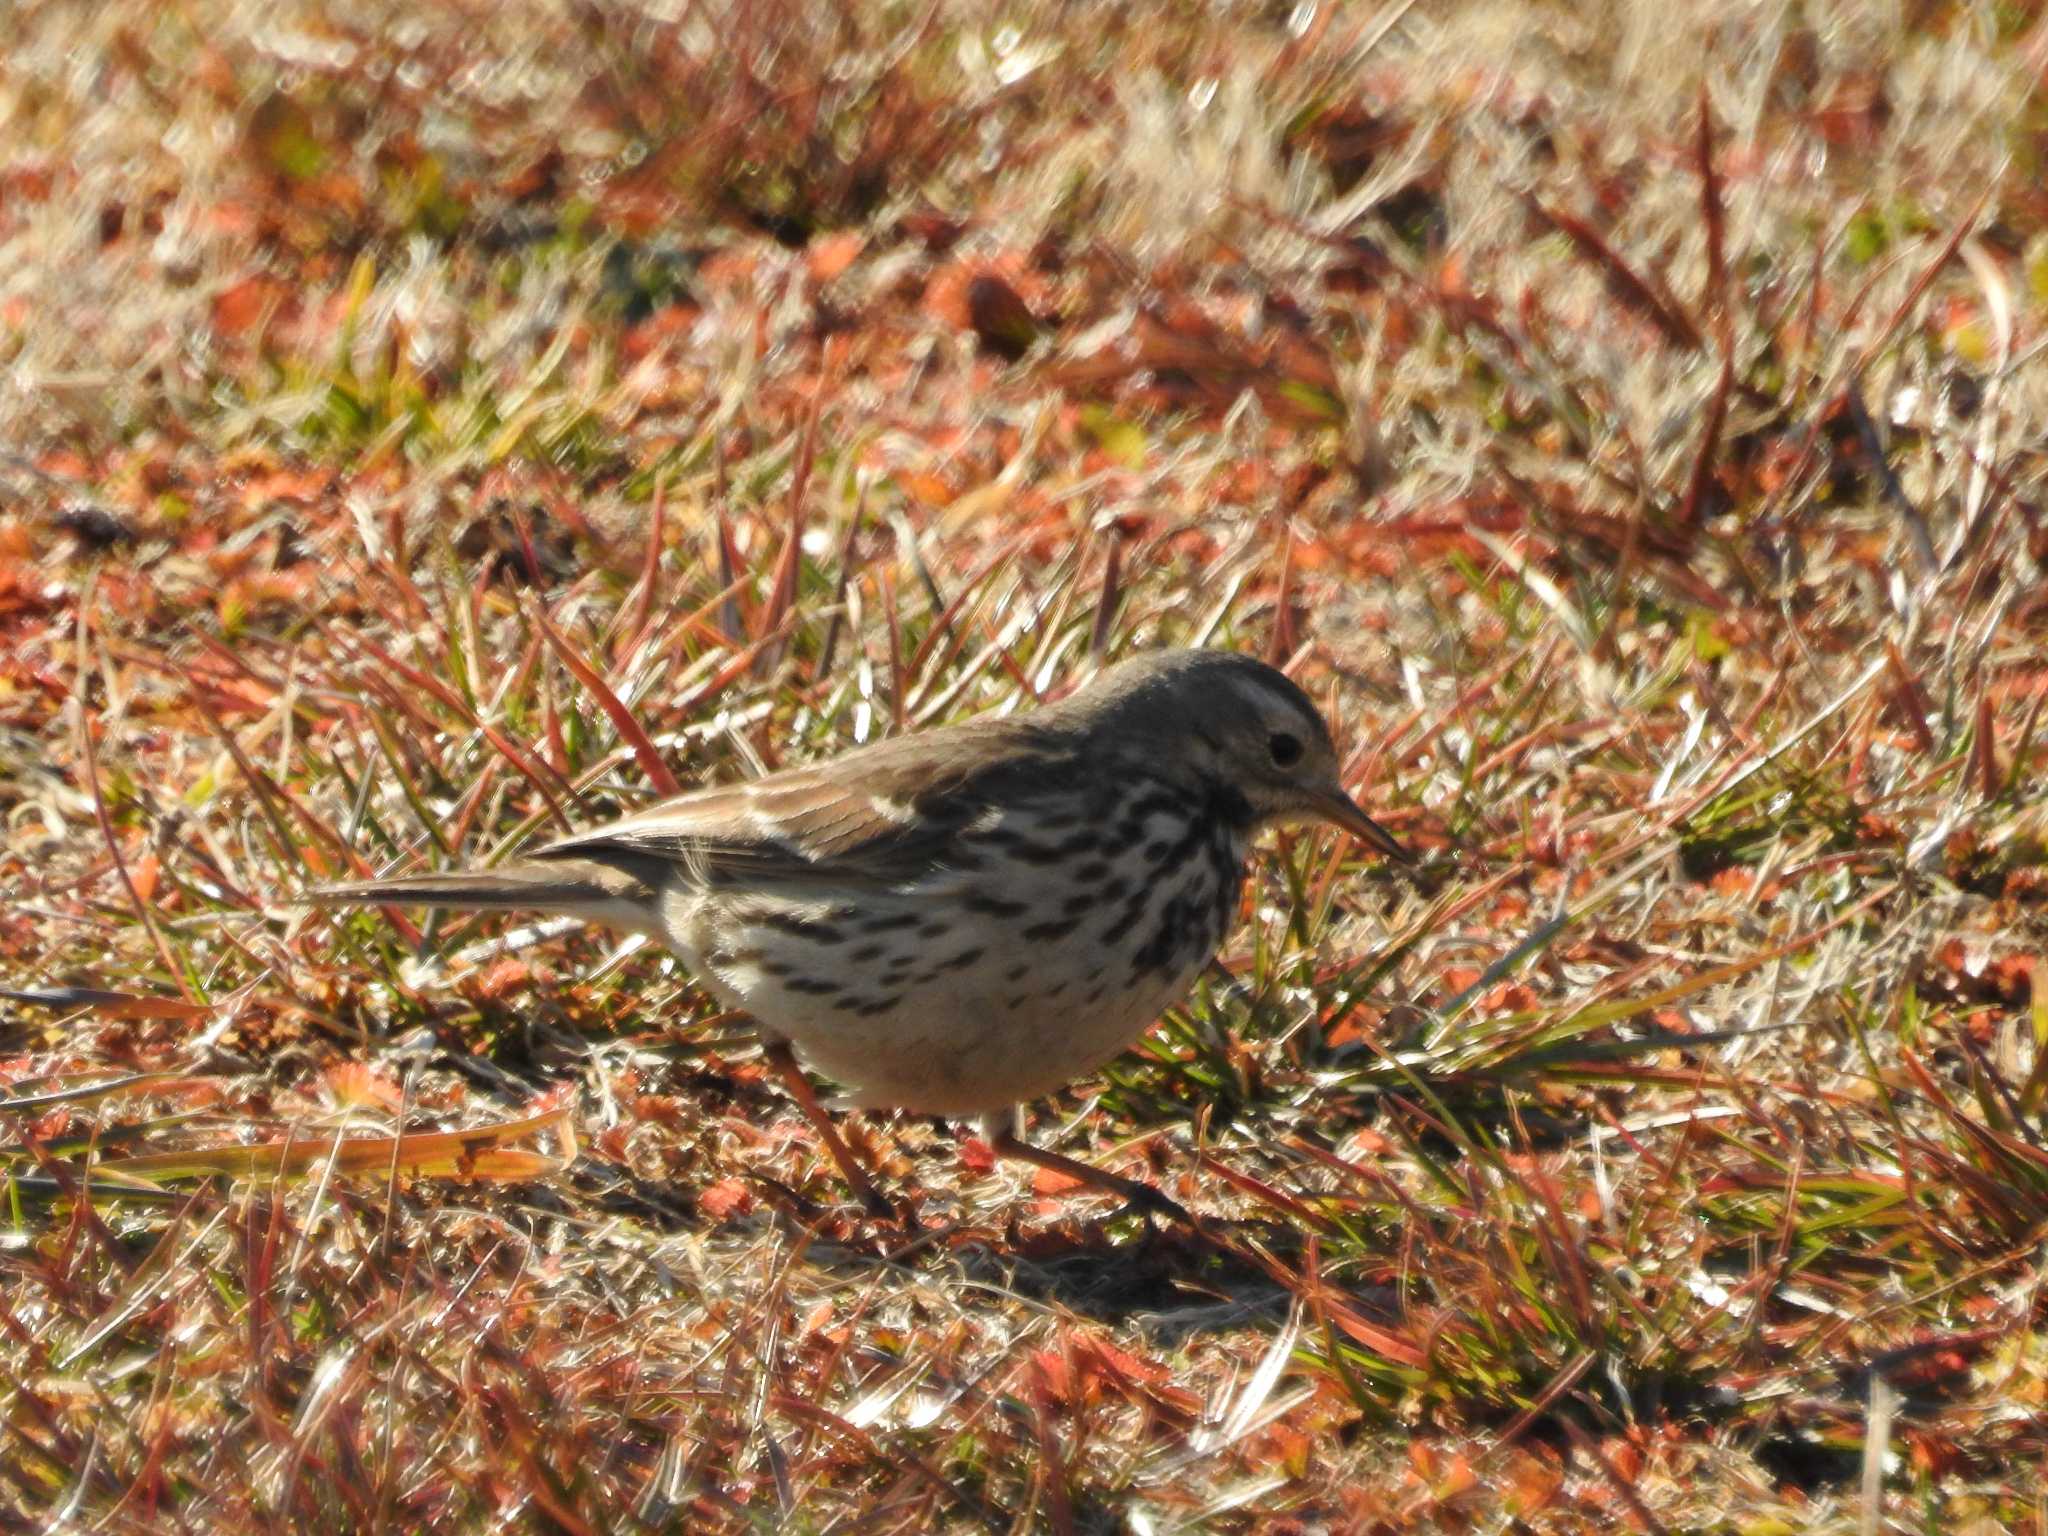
[859, 911, 920, 934]
[962, 892, 1029, 918]
[758, 911, 846, 944]
[1022, 916, 1081, 942]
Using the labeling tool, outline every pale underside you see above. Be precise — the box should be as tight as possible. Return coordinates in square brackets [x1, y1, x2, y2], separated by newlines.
[657, 807, 1246, 1115]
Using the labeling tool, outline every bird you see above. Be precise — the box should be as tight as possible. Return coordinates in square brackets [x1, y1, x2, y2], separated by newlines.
[309, 648, 1407, 1220]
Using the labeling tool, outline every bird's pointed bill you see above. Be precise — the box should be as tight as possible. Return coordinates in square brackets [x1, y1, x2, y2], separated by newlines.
[1305, 787, 1409, 861]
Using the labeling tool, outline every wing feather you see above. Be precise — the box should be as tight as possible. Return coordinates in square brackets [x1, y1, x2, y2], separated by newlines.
[535, 718, 1067, 891]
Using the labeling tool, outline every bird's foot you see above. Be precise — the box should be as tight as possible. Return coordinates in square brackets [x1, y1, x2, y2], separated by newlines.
[761, 1040, 910, 1225]
[1115, 1180, 1193, 1228]
[863, 1186, 925, 1230]
[987, 1126, 1195, 1227]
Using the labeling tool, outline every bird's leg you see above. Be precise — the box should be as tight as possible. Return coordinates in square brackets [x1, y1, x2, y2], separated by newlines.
[761, 1040, 894, 1220]
[978, 1110, 1192, 1225]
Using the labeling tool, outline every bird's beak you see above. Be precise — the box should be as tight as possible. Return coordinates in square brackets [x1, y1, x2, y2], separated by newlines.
[1304, 785, 1411, 862]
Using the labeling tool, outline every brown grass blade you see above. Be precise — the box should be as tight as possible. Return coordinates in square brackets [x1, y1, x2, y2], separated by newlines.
[1527, 196, 1704, 352]
[0, 988, 208, 1022]
[92, 1101, 576, 1184]
[1697, 86, 1728, 336]
[528, 597, 684, 797]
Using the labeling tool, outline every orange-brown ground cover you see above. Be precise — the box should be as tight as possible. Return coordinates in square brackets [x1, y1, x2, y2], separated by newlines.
[2, 2, 2046, 1529]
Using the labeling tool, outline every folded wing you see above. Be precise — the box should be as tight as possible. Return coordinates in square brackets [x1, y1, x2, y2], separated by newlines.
[534, 718, 1064, 893]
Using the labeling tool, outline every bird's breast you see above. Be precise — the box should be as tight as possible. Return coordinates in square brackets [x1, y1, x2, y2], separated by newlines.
[659, 780, 1252, 1116]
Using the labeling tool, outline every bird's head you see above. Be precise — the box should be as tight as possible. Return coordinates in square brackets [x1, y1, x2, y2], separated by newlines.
[1078, 650, 1408, 859]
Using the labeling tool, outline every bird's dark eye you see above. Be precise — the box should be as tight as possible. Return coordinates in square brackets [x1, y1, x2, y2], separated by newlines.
[1268, 732, 1303, 767]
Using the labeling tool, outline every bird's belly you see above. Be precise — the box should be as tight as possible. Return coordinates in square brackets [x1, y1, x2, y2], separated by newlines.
[792, 959, 1199, 1116]
[664, 839, 1242, 1116]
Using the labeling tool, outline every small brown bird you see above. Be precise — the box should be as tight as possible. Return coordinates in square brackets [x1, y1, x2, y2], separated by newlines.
[312, 649, 1405, 1218]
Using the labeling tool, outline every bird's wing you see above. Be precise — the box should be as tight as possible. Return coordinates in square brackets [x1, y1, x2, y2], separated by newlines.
[536, 722, 1063, 891]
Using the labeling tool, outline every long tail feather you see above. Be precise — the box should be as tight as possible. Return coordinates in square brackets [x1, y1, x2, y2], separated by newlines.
[306, 858, 663, 937]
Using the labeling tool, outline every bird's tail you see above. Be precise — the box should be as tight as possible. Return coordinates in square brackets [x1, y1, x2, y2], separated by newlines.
[306, 857, 661, 936]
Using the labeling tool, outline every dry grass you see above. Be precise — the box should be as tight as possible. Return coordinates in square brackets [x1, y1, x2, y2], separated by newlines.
[4, 0, 2048, 1529]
